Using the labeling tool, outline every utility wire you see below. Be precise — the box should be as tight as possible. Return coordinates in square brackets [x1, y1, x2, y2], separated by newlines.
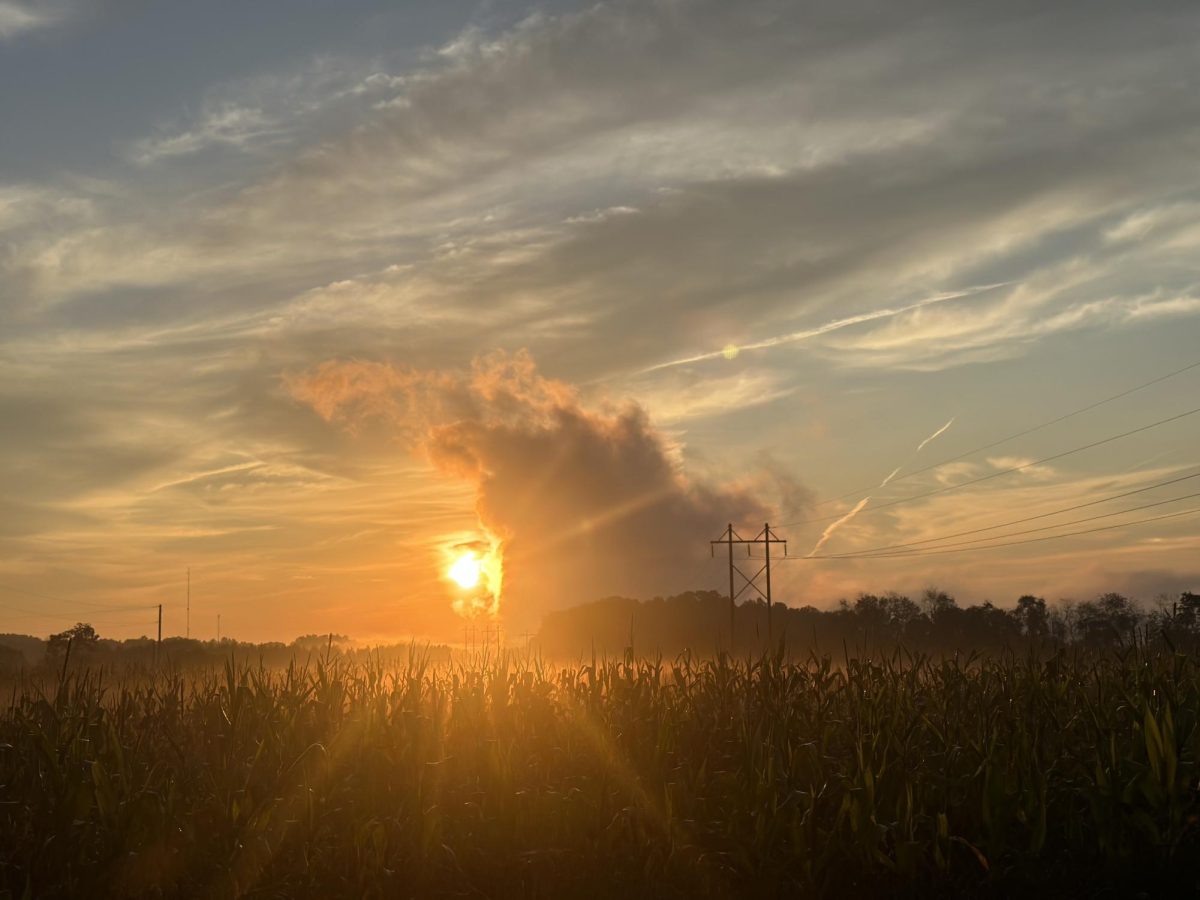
[0, 582, 158, 613]
[0, 600, 157, 619]
[780, 404, 1200, 528]
[807, 357, 1200, 510]
[802, 506, 1200, 560]
[804, 467, 1200, 557]
[0, 609, 155, 623]
[812, 489, 1200, 559]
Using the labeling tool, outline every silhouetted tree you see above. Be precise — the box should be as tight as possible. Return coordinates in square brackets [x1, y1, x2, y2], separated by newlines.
[851, 594, 892, 638]
[960, 601, 1020, 648]
[1013, 595, 1049, 638]
[1048, 601, 1076, 643]
[921, 588, 958, 620]
[47, 623, 99, 655]
[1178, 591, 1200, 632]
[1076, 593, 1138, 647]
[292, 634, 351, 652]
[881, 592, 922, 630]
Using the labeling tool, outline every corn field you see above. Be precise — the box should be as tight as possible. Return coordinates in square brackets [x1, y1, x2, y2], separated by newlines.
[1, 647, 1198, 898]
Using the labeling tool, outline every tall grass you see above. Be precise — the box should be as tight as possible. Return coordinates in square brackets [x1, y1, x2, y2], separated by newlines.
[1, 646, 1197, 897]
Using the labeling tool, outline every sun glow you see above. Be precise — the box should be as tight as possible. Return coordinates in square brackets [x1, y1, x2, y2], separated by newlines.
[448, 552, 482, 589]
[444, 535, 505, 618]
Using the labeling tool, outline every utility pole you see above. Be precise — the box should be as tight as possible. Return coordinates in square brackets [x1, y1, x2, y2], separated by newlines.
[710, 523, 787, 651]
[724, 524, 735, 649]
[157, 604, 162, 645]
[217, 613, 221, 642]
[764, 522, 773, 644]
[186, 568, 190, 640]
[481, 621, 501, 654]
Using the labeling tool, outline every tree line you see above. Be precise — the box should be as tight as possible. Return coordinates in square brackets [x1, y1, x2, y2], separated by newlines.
[536, 588, 1200, 659]
[0, 628, 453, 671]
[3, 587, 1197, 669]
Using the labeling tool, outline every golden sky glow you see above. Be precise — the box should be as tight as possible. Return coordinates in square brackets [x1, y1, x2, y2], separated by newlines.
[1, 2, 1199, 642]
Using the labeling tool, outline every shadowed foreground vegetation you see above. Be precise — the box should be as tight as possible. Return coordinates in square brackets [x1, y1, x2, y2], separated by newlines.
[2, 648, 1199, 898]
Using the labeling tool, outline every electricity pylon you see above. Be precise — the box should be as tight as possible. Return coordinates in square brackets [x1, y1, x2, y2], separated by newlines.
[711, 523, 787, 649]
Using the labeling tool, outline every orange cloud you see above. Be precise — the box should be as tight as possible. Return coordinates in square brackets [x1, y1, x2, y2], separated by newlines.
[287, 350, 787, 628]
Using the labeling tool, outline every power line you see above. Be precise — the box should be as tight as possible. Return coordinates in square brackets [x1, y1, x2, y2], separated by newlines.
[806, 357, 1200, 510]
[781, 404, 1200, 528]
[0, 581, 159, 612]
[0, 612, 160, 641]
[0, 608, 158, 622]
[1, 609, 122, 623]
[812, 489, 1200, 559]
[802, 506, 1200, 560]
[0, 599, 157, 619]
[806, 467, 1200, 557]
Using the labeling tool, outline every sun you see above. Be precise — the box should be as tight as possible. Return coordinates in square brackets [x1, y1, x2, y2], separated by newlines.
[448, 551, 483, 590]
[443, 536, 504, 618]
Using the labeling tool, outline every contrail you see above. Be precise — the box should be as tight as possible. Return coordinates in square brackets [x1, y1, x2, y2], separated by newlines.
[640, 282, 1010, 374]
[881, 417, 956, 487]
[811, 417, 956, 555]
[916, 417, 956, 453]
[807, 497, 870, 557]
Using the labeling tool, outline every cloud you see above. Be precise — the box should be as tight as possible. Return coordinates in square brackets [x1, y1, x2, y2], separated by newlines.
[128, 105, 281, 165]
[123, 59, 406, 167]
[625, 368, 795, 423]
[287, 350, 796, 625]
[8, 0, 1200, 381]
[3, 0, 1200, 639]
[784, 462, 1200, 598]
[986, 456, 1059, 480]
[0, 1, 54, 38]
[0, 0, 118, 40]
[642, 286, 1009, 373]
[0, 184, 95, 236]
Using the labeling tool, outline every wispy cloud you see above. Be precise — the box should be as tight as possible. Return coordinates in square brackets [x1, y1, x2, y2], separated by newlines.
[128, 105, 281, 165]
[0, 1, 55, 39]
[3, 0, 1200, 638]
[641, 285, 1009, 374]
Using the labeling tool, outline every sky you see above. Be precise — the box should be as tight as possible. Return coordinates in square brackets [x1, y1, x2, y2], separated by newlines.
[2, 0, 1200, 643]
